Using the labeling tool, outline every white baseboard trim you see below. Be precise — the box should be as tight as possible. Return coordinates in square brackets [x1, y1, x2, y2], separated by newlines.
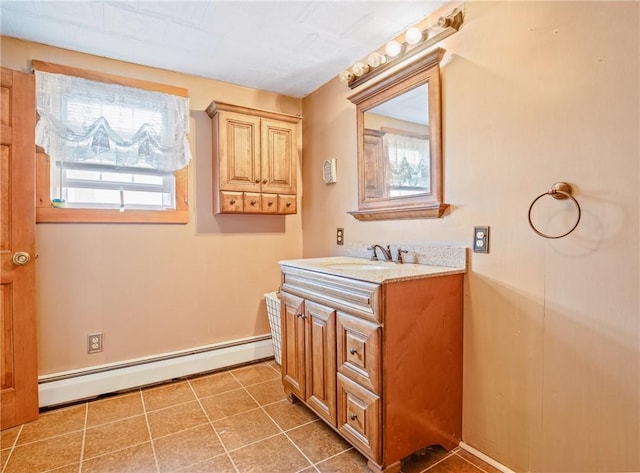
[38, 335, 274, 408]
[459, 441, 516, 473]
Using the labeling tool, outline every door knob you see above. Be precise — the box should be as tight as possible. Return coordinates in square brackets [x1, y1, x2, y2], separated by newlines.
[13, 252, 31, 265]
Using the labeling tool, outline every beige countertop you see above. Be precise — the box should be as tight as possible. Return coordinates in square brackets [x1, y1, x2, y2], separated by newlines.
[279, 256, 466, 284]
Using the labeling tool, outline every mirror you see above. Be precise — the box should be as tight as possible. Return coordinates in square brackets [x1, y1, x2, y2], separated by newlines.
[348, 48, 447, 220]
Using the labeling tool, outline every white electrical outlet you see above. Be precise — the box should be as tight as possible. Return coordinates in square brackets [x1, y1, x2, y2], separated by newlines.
[87, 333, 103, 354]
[473, 226, 490, 253]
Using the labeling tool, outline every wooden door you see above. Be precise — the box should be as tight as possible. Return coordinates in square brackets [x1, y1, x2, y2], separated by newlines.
[217, 110, 261, 192]
[260, 118, 296, 195]
[280, 292, 305, 401]
[0, 68, 38, 429]
[305, 301, 336, 425]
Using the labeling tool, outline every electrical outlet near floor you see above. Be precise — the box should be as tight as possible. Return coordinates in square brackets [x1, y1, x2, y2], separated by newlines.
[87, 333, 103, 354]
[473, 226, 490, 253]
[336, 228, 344, 245]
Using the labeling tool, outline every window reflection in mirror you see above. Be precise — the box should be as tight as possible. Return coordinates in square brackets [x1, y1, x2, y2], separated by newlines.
[348, 48, 448, 221]
[363, 84, 430, 199]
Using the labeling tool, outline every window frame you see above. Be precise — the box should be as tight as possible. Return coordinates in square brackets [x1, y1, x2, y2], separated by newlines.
[32, 60, 189, 224]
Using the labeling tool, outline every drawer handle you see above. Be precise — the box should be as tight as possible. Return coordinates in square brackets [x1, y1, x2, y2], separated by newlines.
[349, 413, 358, 421]
[286, 202, 292, 207]
[250, 200, 257, 205]
[268, 201, 274, 206]
[229, 199, 236, 205]
[349, 348, 358, 355]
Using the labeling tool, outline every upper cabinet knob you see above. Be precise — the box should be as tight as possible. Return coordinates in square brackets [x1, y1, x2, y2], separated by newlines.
[262, 179, 268, 184]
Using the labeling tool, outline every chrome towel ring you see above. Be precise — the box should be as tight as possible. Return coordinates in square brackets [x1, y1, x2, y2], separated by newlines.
[528, 182, 581, 239]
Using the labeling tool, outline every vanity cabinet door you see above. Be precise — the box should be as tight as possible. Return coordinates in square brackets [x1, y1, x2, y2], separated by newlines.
[337, 312, 381, 393]
[281, 292, 306, 400]
[337, 373, 381, 462]
[305, 301, 337, 425]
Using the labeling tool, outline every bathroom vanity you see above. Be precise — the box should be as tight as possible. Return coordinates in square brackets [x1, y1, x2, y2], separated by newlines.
[278, 256, 465, 473]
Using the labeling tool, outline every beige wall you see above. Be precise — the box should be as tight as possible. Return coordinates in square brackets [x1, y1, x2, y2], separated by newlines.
[302, 2, 639, 472]
[1, 37, 303, 374]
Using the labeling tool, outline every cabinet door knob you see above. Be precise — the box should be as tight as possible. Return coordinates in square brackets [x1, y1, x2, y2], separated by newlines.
[262, 179, 268, 184]
[349, 348, 357, 355]
[250, 200, 257, 205]
[268, 201, 273, 206]
[286, 202, 292, 207]
[255, 179, 261, 183]
[229, 199, 236, 205]
[349, 413, 357, 421]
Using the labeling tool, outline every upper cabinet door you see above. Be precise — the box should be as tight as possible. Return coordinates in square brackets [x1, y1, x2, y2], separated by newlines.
[218, 110, 261, 192]
[261, 118, 297, 195]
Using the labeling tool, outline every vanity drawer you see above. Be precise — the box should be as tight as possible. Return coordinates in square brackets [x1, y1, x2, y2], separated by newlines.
[278, 194, 296, 214]
[219, 191, 243, 212]
[337, 373, 380, 462]
[337, 313, 381, 393]
[243, 192, 262, 212]
[280, 267, 381, 322]
[261, 193, 278, 213]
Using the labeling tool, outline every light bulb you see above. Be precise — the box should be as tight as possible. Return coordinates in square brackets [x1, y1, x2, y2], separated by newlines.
[367, 52, 387, 68]
[352, 62, 369, 77]
[339, 70, 354, 83]
[404, 27, 422, 45]
[385, 40, 402, 58]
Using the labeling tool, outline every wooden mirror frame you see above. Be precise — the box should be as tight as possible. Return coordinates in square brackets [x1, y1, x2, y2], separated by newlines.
[347, 48, 448, 221]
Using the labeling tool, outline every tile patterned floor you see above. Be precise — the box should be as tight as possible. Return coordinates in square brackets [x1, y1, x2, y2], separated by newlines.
[0, 360, 500, 473]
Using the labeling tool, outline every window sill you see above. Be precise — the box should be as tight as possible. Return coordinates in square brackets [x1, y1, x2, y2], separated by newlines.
[36, 207, 189, 224]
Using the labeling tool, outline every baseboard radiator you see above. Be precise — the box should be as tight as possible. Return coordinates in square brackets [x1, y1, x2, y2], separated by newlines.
[38, 335, 274, 408]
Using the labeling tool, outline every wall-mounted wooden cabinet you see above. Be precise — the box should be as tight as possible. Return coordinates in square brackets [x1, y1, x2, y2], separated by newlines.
[206, 101, 300, 214]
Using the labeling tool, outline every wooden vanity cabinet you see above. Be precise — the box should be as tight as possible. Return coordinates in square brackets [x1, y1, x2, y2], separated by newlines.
[206, 101, 300, 215]
[279, 266, 463, 473]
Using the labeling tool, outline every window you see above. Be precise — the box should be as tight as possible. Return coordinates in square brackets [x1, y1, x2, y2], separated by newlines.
[33, 61, 191, 223]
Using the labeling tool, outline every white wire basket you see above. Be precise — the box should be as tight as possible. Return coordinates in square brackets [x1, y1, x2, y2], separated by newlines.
[264, 292, 282, 365]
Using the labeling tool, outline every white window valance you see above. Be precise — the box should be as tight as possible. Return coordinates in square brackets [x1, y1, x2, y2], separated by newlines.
[35, 70, 191, 172]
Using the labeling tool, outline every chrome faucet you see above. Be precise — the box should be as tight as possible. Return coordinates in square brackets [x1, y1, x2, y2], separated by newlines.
[367, 244, 393, 262]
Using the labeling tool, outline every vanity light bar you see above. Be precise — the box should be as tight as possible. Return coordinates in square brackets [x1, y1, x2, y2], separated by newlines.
[339, 7, 464, 89]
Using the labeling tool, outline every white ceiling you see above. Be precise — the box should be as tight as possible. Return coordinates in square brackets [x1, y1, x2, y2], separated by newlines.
[0, 1, 447, 98]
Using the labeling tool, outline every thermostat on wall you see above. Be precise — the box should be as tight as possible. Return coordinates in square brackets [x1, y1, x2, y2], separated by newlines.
[323, 158, 337, 184]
